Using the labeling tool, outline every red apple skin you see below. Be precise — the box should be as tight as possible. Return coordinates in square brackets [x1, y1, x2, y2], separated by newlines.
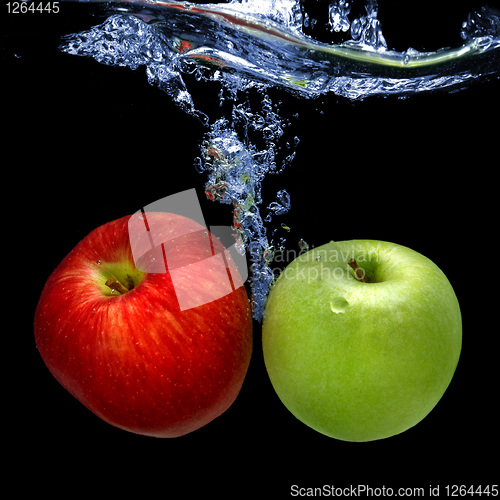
[34, 213, 252, 438]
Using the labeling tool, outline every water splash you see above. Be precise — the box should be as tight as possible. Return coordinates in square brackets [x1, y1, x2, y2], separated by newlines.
[197, 98, 289, 320]
[349, 0, 387, 51]
[61, 13, 209, 122]
[59, 0, 500, 319]
[61, 1, 500, 100]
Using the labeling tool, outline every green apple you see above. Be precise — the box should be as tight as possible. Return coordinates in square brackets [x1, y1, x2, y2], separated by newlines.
[262, 240, 462, 442]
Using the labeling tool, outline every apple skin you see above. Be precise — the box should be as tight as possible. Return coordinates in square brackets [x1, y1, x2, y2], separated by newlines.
[34, 213, 252, 438]
[262, 240, 461, 442]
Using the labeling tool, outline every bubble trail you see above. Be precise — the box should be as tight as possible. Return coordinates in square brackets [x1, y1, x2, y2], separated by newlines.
[200, 110, 290, 321]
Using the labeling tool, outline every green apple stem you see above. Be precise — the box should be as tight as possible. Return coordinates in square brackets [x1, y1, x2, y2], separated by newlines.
[105, 276, 131, 295]
[348, 258, 367, 283]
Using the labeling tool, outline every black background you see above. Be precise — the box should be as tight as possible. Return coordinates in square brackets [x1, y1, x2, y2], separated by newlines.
[4, 0, 498, 497]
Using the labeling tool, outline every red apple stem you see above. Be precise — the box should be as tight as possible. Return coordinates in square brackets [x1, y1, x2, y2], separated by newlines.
[105, 276, 130, 295]
[348, 258, 367, 283]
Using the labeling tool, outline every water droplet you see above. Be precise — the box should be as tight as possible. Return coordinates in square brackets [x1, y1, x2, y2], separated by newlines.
[262, 245, 275, 264]
[298, 239, 309, 251]
[330, 296, 349, 314]
[194, 157, 205, 173]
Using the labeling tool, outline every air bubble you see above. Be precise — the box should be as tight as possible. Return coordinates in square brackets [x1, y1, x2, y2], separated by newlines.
[194, 157, 205, 173]
[267, 189, 291, 216]
[328, 0, 351, 33]
[298, 239, 309, 252]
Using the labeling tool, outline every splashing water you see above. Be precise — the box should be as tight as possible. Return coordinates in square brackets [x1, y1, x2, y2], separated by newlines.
[60, 0, 500, 320]
[61, 1, 500, 99]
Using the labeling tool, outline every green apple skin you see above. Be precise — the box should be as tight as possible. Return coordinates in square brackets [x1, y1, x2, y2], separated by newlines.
[262, 240, 462, 442]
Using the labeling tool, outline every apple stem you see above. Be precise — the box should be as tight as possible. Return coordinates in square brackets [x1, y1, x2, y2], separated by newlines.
[105, 276, 131, 295]
[348, 258, 367, 283]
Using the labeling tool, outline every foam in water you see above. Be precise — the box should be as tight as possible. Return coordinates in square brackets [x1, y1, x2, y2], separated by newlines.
[60, 0, 500, 319]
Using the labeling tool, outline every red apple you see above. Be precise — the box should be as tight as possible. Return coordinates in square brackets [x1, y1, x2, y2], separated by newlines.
[34, 212, 252, 438]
